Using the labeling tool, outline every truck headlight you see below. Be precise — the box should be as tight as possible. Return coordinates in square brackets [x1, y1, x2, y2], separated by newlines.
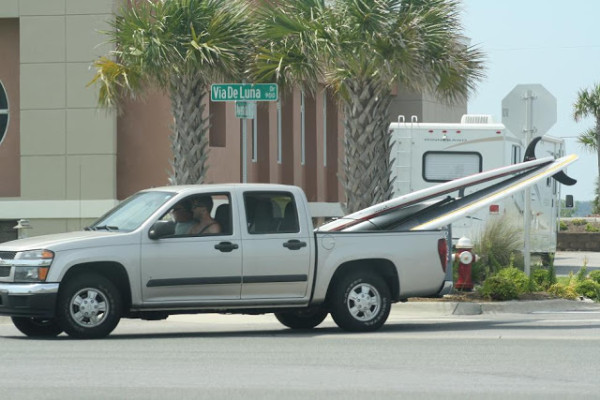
[13, 249, 54, 282]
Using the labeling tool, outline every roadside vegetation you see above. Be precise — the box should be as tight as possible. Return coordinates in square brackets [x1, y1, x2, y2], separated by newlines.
[455, 217, 600, 302]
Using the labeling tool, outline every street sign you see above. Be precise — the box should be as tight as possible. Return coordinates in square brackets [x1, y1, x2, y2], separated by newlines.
[211, 83, 278, 102]
[502, 84, 557, 138]
[235, 101, 256, 119]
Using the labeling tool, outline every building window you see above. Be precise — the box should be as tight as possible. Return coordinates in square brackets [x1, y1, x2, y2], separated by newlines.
[209, 101, 226, 147]
[0, 81, 8, 146]
[277, 99, 282, 164]
[300, 91, 305, 165]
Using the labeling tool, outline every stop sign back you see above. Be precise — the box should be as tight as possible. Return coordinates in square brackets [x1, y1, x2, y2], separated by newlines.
[501, 84, 557, 138]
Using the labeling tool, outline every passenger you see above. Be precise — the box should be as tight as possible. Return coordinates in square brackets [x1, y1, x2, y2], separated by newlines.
[189, 196, 222, 235]
[171, 200, 194, 235]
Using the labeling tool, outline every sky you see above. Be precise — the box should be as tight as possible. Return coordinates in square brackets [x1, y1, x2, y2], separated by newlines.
[461, 0, 599, 201]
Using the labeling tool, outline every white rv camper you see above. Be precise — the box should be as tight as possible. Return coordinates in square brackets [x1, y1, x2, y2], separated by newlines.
[389, 114, 566, 256]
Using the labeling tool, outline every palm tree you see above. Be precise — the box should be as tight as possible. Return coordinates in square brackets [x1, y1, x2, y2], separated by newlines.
[90, 0, 252, 184]
[574, 83, 600, 178]
[252, 0, 485, 212]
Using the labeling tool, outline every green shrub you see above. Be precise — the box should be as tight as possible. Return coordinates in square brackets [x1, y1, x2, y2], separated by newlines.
[473, 217, 523, 280]
[559, 221, 568, 231]
[532, 268, 555, 291]
[496, 267, 531, 293]
[585, 223, 600, 232]
[547, 264, 557, 286]
[589, 270, 600, 284]
[574, 280, 600, 300]
[479, 275, 519, 301]
[548, 283, 578, 300]
[575, 266, 588, 282]
[572, 219, 587, 226]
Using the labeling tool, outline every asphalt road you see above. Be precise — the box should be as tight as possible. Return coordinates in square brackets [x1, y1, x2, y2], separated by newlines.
[2, 304, 600, 400]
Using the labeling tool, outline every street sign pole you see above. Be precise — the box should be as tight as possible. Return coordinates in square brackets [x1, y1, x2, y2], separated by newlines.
[211, 83, 277, 184]
[242, 119, 247, 183]
[523, 90, 537, 277]
[502, 84, 556, 277]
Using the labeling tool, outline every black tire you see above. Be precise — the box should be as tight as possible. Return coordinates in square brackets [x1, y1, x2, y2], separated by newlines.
[56, 273, 122, 339]
[329, 271, 391, 332]
[11, 317, 63, 337]
[275, 307, 328, 330]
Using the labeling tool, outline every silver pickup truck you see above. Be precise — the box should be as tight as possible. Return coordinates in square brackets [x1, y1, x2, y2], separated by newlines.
[0, 184, 450, 339]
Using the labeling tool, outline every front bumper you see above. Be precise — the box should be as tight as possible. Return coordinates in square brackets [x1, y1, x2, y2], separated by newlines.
[0, 283, 59, 318]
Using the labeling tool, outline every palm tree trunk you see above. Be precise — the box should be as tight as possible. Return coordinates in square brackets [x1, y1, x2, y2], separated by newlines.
[169, 74, 210, 185]
[341, 80, 394, 213]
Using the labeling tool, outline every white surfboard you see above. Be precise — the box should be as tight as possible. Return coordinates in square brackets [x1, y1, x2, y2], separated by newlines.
[319, 156, 556, 232]
[409, 153, 578, 231]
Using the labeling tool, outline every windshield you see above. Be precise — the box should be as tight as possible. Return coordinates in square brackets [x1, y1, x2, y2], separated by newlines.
[89, 191, 176, 232]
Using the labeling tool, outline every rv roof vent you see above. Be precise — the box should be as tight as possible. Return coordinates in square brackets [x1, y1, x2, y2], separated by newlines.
[460, 114, 494, 124]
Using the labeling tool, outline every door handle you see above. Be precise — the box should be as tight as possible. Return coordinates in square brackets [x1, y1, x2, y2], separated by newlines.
[214, 241, 239, 253]
[283, 240, 307, 250]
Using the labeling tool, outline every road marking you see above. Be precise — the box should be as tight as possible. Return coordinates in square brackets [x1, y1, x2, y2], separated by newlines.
[531, 311, 600, 314]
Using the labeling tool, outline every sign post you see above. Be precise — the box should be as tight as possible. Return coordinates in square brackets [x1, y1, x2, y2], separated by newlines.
[210, 83, 278, 183]
[502, 84, 557, 276]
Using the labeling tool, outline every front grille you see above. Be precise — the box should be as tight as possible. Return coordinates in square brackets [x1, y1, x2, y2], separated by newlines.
[0, 265, 10, 277]
[0, 251, 16, 260]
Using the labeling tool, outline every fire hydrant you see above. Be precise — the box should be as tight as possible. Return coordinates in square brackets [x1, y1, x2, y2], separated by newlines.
[452, 236, 478, 291]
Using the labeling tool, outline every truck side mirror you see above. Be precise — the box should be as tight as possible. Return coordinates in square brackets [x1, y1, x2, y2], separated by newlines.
[148, 221, 175, 240]
[565, 194, 574, 208]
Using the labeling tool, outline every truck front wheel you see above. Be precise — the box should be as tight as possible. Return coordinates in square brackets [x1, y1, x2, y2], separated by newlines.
[56, 274, 122, 339]
[330, 272, 391, 332]
[11, 317, 63, 337]
[275, 307, 328, 330]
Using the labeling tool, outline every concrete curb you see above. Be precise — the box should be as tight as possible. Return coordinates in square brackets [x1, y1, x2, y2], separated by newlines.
[401, 299, 600, 316]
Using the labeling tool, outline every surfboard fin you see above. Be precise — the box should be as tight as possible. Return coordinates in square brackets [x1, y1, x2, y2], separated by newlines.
[552, 170, 577, 186]
[523, 136, 577, 185]
[523, 136, 542, 161]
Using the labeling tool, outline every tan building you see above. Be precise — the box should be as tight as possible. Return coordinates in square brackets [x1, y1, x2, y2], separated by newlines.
[0, 0, 465, 241]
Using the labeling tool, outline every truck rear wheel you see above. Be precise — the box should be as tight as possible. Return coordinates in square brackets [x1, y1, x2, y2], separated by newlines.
[275, 307, 328, 330]
[56, 273, 122, 339]
[11, 317, 63, 337]
[330, 272, 391, 332]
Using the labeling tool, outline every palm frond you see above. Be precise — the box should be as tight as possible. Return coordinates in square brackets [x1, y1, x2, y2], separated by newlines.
[577, 128, 599, 152]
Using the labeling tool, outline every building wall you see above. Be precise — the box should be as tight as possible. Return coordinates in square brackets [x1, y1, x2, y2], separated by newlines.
[0, 0, 119, 237]
[0, 18, 20, 197]
[391, 86, 466, 123]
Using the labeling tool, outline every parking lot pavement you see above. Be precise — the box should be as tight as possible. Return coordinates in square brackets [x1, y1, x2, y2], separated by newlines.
[554, 250, 600, 275]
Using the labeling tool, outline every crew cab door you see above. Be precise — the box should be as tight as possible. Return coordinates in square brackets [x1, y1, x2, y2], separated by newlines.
[239, 191, 312, 299]
[140, 193, 242, 303]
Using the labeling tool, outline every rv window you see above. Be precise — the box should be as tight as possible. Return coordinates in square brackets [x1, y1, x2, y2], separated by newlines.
[422, 151, 482, 182]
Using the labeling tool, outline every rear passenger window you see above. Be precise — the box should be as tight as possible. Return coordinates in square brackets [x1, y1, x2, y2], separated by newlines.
[244, 192, 299, 234]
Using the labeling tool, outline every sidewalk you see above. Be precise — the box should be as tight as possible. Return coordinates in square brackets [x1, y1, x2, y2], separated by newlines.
[401, 298, 600, 316]
[554, 250, 600, 268]
[553, 250, 600, 276]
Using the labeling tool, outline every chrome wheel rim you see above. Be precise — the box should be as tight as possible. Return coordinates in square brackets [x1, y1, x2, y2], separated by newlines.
[69, 288, 109, 328]
[346, 282, 381, 321]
